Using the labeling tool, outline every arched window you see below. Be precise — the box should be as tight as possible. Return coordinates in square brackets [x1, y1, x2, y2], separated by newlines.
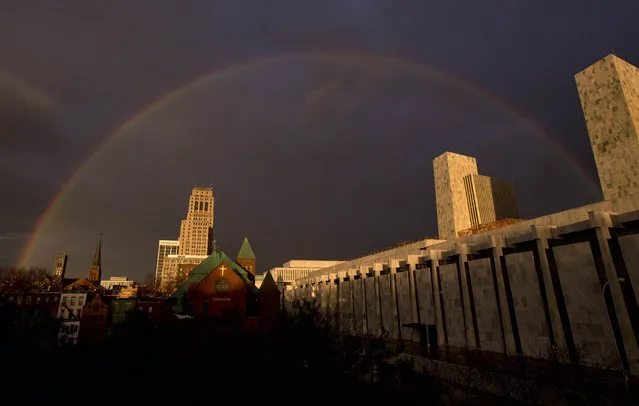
[215, 279, 230, 294]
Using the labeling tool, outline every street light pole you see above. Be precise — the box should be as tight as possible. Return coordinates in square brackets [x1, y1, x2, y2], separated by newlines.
[602, 277, 629, 393]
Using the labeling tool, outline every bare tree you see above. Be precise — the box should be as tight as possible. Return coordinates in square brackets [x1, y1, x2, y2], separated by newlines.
[0, 267, 57, 292]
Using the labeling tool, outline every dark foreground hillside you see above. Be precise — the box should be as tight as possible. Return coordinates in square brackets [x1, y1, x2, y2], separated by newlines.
[2, 303, 438, 405]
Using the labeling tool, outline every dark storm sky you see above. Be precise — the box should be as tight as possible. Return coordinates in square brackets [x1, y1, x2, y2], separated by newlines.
[1, 1, 638, 281]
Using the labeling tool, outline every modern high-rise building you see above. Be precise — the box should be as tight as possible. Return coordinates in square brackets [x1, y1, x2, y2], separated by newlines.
[53, 252, 68, 280]
[178, 186, 214, 256]
[464, 174, 519, 228]
[575, 54, 639, 201]
[155, 240, 179, 287]
[434, 152, 479, 240]
[433, 152, 519, 240]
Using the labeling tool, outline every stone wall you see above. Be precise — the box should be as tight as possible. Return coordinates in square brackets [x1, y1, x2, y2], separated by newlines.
[292, 194, 639, 377]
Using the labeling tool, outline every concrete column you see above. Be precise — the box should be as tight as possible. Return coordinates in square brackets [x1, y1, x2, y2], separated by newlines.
[389, 260, 400, 340]
[407, 254, 421, 342]
[490, 237, 518, 356]
[532, 225, 569, 359]
[373, 263, 384, 336]
[360, 265, 371, 334]
[429, 250, 447, 347]
[590, 211, 639, 376]
[457, 243, 477, 350]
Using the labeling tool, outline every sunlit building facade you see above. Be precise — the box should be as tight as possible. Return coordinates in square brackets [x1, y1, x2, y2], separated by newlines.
[178, 187, 214, 256]
[155, 240, 179, 288]
[433, 152, 520, 240]
[53, 252, 68, 280]
[266, 260, 344, 290]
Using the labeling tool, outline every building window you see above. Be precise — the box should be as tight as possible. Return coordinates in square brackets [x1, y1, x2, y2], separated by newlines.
[78, 297, 84, 306]
[17, 296, 23, 305]
[26, 296, 32, 305]
[54, 297, 58, 302]
[36, 296, 41, 304]
[70, 297, 76, 306]
[62, 297, 68, 305]
[215, 279, 230, 294]
[8, 295, 14, 302]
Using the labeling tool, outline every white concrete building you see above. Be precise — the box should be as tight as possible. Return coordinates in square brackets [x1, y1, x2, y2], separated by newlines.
[57, 292, 87, 345]
[255, 274, 265, 289]
[100, 276, 135, 290]
[266, 260, 344, 289]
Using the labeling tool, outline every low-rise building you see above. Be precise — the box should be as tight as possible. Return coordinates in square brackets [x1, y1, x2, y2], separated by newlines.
[110, 298, 137, 324]
[265, 260, 344, 289]
[100, 276, 135, 290]
[57, 292, 87, 345]
[79, 293, 109, 344]
[5, 291, 61, 320]
[137, 299, 174, 324]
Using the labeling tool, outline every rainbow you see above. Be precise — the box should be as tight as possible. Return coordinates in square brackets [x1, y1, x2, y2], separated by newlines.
[16, 50, 600, 267]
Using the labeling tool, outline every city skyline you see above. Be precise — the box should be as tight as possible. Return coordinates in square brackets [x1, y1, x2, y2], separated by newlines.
[1, 2, 639, 282]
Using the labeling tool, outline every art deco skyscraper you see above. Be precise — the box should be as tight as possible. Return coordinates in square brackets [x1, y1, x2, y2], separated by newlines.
[433, 152, 519, 240]
[575, 54, 639, 201]
[178, 187, 214, 256]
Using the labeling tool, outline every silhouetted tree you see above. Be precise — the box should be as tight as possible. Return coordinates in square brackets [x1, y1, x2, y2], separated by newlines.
[0, 267, 58, 292]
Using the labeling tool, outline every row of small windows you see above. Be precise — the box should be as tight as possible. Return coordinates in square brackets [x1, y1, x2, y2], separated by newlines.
[62, 296, 85, 306]
[7, 295, 59, 305]
[191, 201, 209, 211]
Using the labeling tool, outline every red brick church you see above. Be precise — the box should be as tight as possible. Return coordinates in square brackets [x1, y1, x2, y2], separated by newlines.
[172, 238, 280, 325]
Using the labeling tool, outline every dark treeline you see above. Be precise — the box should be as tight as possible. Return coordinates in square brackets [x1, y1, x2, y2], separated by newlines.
[2, 299, 438, 405]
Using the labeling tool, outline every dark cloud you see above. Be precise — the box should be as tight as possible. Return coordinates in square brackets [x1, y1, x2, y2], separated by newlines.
[0, 1, 636, 280]
[0, 72, 58, 154]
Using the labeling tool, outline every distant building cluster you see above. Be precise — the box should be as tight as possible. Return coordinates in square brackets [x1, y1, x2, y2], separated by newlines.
[3, 238, 167, 345]
[156, 187, 214, 293]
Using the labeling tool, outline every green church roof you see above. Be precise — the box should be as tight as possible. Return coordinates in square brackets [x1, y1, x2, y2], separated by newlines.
[237, 237, 255, 259]
[171, 249, 258, 313]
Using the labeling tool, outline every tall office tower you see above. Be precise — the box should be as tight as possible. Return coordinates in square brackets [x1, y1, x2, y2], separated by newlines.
[576, 54, 639, 201]
[155, 240, 179, 288]
[434, 152, 519, 240]
[178, 186, 214, 256]
[53, 252, 68, 280]
[434, 152, 479, 240]
[463, 174, 519, 228]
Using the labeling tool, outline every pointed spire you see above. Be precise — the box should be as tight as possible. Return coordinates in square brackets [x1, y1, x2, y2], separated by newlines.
[92, 234, 102, 268]
[237, 237, 255, 259]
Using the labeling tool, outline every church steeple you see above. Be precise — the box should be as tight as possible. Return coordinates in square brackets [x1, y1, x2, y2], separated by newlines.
[88, 235, 102, 282]
[236, 237, 256, 277]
